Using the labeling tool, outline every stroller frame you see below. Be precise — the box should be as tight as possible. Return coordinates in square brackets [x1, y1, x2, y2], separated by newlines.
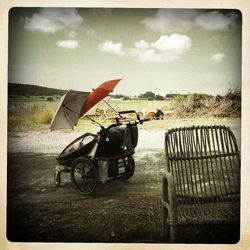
[54, 110, 148, 195]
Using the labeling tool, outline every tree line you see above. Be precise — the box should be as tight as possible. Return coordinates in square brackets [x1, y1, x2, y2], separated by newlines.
[110, 91, 211, 101]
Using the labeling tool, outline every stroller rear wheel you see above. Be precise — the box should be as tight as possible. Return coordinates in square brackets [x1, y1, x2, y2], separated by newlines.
[117, 156, 135, 180]
[71, 157, 98, 195]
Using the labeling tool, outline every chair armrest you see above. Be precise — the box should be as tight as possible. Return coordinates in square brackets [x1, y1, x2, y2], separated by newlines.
[162, 172, 177, 223]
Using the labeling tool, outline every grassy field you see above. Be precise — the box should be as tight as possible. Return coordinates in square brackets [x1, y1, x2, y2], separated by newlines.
[8, 96, 172, 132]
[8, 95, 240, 133]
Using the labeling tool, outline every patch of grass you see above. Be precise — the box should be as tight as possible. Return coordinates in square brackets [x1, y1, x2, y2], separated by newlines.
[8, 97, 58, 131]
[30, 110, 54, 125]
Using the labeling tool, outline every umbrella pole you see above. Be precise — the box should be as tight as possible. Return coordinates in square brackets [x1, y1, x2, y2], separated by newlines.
[102, 98, 122, 117]
[85, 116, 104, 129]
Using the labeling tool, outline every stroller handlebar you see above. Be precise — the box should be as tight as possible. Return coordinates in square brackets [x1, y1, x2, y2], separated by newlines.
[103, 117, 149, 132]
[98, 110, 150, 135]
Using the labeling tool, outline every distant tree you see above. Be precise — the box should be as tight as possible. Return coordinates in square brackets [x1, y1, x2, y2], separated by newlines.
[155, 94, 164, 100]
[109, 94, 131, 100]
[165, 93, 177, 99]
[139, 91, 155, 99]
[123, 96, 130, 100]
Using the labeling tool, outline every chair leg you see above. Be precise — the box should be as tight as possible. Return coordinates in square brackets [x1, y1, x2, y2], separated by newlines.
[169, 221, 177, 243]
[162, 173, 177, 242]
[162, 205, 168, 241]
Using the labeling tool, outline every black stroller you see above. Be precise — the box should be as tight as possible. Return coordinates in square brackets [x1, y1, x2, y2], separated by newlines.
[54, 110, 149, 195]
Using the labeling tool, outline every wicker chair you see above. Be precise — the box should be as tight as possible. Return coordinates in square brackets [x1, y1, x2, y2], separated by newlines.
[162, 125, 240, 243]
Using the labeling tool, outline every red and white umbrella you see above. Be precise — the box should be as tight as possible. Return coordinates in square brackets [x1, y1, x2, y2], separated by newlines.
[50, 79, 121, 130]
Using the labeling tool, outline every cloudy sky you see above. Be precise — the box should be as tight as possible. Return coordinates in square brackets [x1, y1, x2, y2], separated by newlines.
[8, 8, 241, 96]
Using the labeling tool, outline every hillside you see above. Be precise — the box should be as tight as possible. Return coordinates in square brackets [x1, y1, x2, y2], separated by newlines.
[8, 83, 67, 96]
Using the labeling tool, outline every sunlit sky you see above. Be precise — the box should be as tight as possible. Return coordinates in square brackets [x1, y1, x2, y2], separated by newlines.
[8, 8, 242, 96]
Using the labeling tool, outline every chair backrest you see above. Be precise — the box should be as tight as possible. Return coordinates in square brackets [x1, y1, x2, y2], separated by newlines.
[165, 125, 240, 204]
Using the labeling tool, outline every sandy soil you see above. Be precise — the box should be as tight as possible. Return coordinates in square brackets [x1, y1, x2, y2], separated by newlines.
[8, 117, 241, 154]
[8, 130, 165, 154]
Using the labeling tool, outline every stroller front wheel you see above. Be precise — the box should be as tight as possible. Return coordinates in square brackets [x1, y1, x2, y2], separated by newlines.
[70, 157, 98, 195]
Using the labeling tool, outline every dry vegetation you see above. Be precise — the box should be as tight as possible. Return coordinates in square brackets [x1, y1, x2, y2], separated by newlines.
[8, 89, 241, 132]
[171, 89, 241, 118]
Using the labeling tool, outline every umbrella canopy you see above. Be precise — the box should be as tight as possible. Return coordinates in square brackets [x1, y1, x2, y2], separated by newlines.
[50, 90, 90, 131]
[80, 79, 122, 116]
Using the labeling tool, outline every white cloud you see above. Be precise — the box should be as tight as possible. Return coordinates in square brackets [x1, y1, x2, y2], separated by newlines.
[134, 40, 150, 50]
[211, 53, 225, 62]
[141, 9, 238, 33]
[56, 40, 79, 49]
[128, 47, 163, 62]
[195, 11, 237, 30]
[141, 9, 199, 33]
[152, 34, 192, 56]
[24, 8, 83, 33]
[99, 41, 125, 56]
[99, 34, 192, 63]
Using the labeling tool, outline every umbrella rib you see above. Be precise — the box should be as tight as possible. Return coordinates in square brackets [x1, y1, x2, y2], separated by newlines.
[63, 104, 80, 116]
[63, 108, 76, 128]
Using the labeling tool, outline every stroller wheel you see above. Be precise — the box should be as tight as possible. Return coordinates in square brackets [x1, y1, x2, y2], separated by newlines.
[117, 156, 135, 181]
[54, 165, 66, 187]
[54, 171, 61, 186]
[70, 157, 98, 195]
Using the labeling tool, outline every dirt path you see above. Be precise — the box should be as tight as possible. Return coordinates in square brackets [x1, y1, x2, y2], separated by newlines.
[8, 130, 166, 154]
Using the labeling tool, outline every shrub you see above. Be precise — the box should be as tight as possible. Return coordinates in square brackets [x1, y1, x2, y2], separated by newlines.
[47, 97, 54, 102]
[139, 91, 155, 99]
[155, 95, 164, 100]
[170, 89, 241, 118]
[173, 95, 185, 103]
[123, 96, 130, 100]
[188, 93, 203, 102]
[30, 110, 54, 124]
[225, 89, 241, 102]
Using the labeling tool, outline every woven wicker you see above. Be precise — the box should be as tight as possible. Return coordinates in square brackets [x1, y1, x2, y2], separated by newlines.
[162, 125, 240, 242]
